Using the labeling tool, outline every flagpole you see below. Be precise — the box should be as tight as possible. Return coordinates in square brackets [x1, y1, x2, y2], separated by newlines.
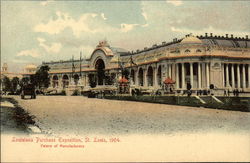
[80, 51, 82, 77]
[72, 55, 74, 78]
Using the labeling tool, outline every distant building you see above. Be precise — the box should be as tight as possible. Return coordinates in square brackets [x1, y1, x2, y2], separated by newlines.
[0, 63, 22, 80]
[38, 33, 250, 95]
[21, 64, 37, 78]
[0, 63, 23, 92]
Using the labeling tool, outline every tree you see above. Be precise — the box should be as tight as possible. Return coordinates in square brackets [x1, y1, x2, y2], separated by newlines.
[11, 77, 20, 93]
[122, 68, 130, 79]
[20, 77, 30, 87]
[2, 76, 11, 92]
[35, 65, 50, 88]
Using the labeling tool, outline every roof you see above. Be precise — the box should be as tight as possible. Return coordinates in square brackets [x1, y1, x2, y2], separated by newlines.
[200, 38, 249, 48]
[25, 64, 37, 69]
[110, 47, 130, 56]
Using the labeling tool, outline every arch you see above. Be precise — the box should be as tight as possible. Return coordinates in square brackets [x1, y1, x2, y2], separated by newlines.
[157, 65, 162, 86]
[147, 66, 153, 86]
[91, 48, 110, 58]
[62, 74, 69, 88]
[89, 48, 109, 69]
[138, 68, 143, 86]
[95, 58, 105, 85]
[130, 69, 135, 84]
[73, 74, 79, 85]
[53, 75, 58, 80]
[52, 75, 59, 88]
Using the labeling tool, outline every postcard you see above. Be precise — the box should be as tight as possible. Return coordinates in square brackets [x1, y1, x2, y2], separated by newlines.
[1, 0, 250, 162]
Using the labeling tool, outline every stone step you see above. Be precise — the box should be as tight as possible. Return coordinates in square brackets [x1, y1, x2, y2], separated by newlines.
[194, 95, 206, 104]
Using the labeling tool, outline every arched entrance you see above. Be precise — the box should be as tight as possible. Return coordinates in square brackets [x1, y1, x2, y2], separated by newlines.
[62, 74, 69, 88]
[73, 74, 79, 85]
[52, 75, 59, 88]
[95, 59, 105, 85]
[147, 66, 153, 86]
[138, 68, 143, 86]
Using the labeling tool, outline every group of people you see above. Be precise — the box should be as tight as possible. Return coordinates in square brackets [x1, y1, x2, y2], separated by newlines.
[224, 89, 241, 97]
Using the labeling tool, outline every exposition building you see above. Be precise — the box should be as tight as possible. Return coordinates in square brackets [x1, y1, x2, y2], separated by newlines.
[29, 33, 250, 95]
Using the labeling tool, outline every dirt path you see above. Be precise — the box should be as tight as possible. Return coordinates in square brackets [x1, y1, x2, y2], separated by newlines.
[10, 95, 250, 136]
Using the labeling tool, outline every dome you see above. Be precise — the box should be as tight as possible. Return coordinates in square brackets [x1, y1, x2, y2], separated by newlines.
[25, 64, 37, 70]
[181, 35, 203, 44]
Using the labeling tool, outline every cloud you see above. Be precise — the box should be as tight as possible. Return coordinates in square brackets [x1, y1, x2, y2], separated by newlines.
[166, 0, 183, 6]
[170, 26, 183, 32]
[17, 49, 41, 58]
[40, 0, 54, 6]
[101, 13, 107, 20]
[34, 11, 145, 38]
[79, 45, 96, 58]
[120, 23, 139, 32]
[142, 11, 148, 21]
[34, 11, 102, 37]
[37, 37, 62, 53]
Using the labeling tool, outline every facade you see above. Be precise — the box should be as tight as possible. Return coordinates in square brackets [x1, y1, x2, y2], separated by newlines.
[21, 64, 37, 78]
[38, 33, 250, 94]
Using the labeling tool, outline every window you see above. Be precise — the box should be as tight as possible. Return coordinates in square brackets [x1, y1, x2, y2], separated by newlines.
[196, 49, 202, 53]
[185, 49, 191, 53]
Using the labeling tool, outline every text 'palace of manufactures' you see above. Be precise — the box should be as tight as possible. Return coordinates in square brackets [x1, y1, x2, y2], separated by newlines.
[24, 33, 250, 96]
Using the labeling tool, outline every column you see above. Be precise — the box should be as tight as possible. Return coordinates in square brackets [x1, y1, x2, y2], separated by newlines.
[231, 64, 235, 88]
[153, 67, 158, 87]
[49, 75, 53, 88]
[181, 63, 185, 89]
[135, 68, 139, 86]
[58, 75, 62, 88]
[165, 64, 168, 79]
[206, 63, 210, 88]
[237, 64, 240, 88]
[176, 63, 179, 89]
[248, 64, 250, 88]
[168, 64, 172, 78]
[242, 64, 246, 89]
[222, 64, 225, 88]
[190, 63, 193, 88]
[225, 64, 229, 87]
[198, 62, 201, 89]
[143, 68, 147, 87]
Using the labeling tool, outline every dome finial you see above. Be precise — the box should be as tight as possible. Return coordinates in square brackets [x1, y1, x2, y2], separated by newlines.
[181, 35, 202, 44]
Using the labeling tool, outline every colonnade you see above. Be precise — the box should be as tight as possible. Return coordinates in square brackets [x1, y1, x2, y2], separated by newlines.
[224, 63, 250, 89]
[49, 63, 250, 91]
[50, 73, 85, 88]
[131, 62, 211, 90]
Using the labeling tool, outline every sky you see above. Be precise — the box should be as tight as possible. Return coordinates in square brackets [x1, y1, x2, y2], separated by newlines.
[1, 0, 250, 73]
